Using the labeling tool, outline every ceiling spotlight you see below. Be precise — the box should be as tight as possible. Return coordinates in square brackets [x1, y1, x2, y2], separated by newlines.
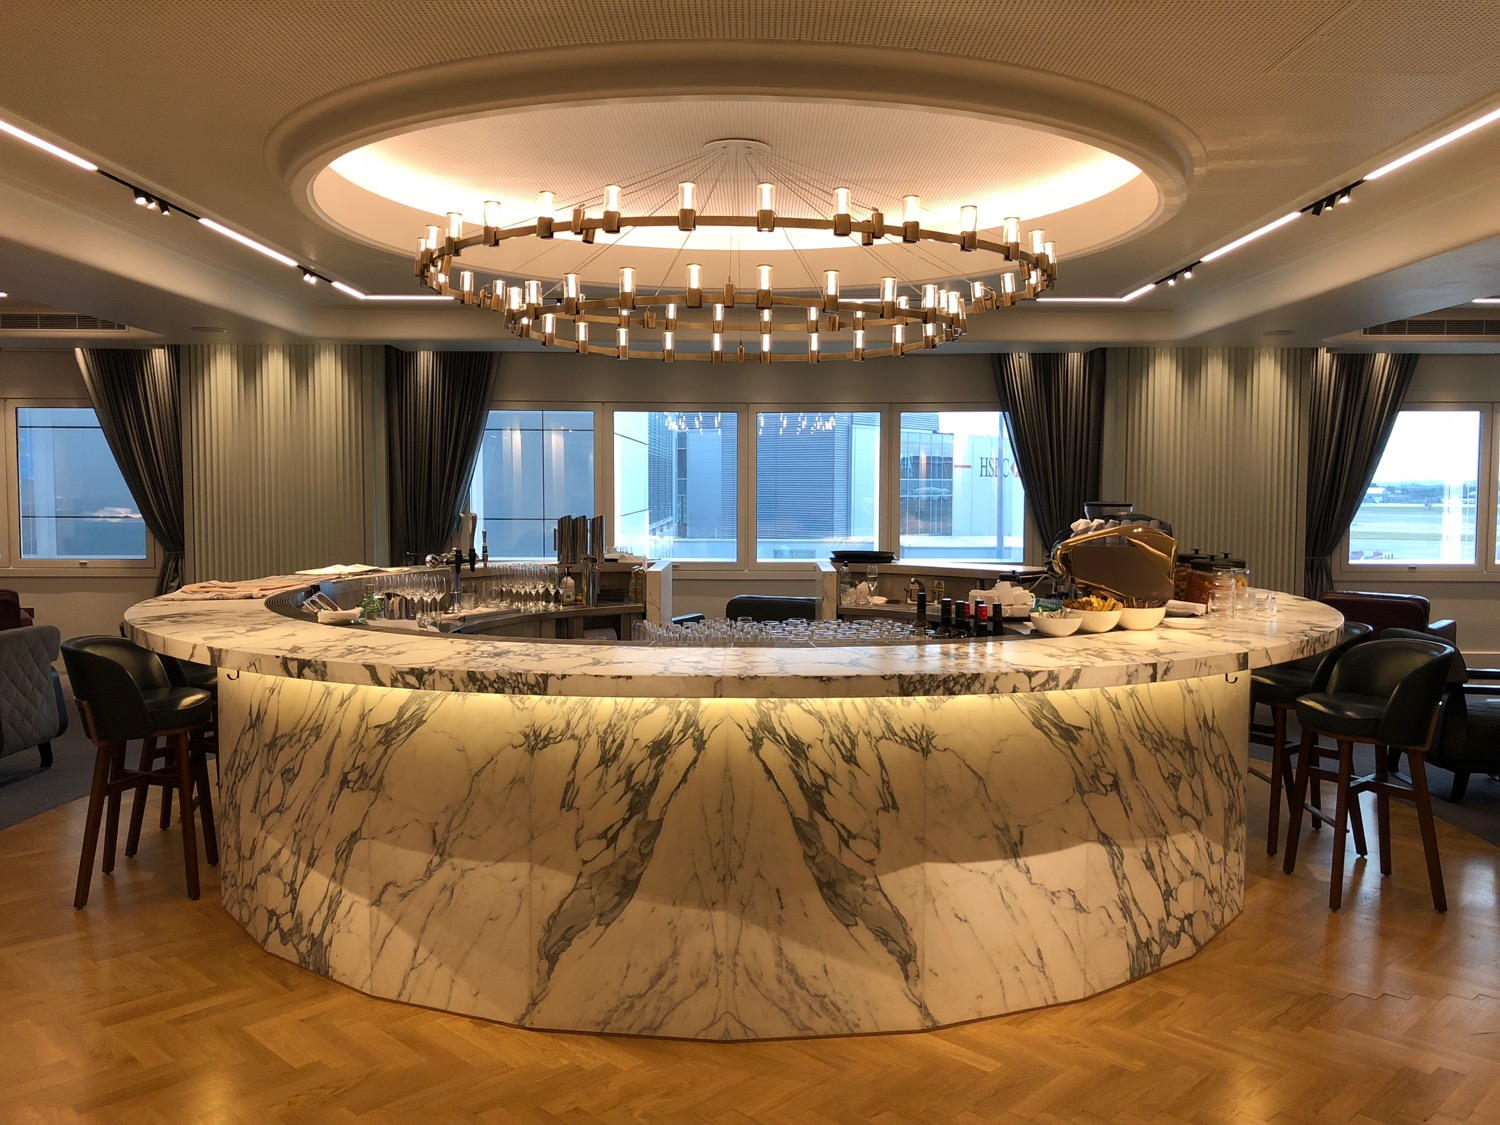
[157, 200, 171, 216]
[301, 268, 318, 285]
[1182, 268, 1194, 280]
[133, 189, 148, 206]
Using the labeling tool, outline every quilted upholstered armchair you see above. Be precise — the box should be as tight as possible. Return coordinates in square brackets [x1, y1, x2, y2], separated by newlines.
[0, 624, 68, 769]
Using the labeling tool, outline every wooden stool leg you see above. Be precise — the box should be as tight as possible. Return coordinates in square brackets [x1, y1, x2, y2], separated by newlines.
[1406, 748, 1447, 913]
[1282, 729, 1316, 874]
[1328, 739, 1355, 911]
[74, 743, 116, 909]
[1267, 703, 1288, 856]
[1375, 743, 1394, 877]
[126, 735, 157, 856]
[158, 735, 174, 830]
[192, 732, 218, 866]
[1348, 785, 1368, 858]
[1449, 771, 1470, 803]
[172, 732, 200, 900]
[101, 742, 128, 875]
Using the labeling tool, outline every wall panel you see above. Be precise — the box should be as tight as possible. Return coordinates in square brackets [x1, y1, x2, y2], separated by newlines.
[181, 345, 382, 581]
[1100, 348, 1311, 594]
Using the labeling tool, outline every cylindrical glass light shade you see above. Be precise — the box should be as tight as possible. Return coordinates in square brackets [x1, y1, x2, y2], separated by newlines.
[619, 267, 635, 295]
[564, 273, 580, 299]
[961, 205, 978, 233]
[834, 188, 851, 215]
[447, 212, 464, 239]
[538, 191, 555, 216]
[604, 184, 621, 212]
[460, 270, 474, 293]
[524, 280, 542, 305]
[881, 276, 897, 303]
[425, 225, 440, 250]
[1030, 229, 1045, 254]
[757, 182, 774, 211]
[922, 284, 938, 309]
[483, 200, 502, 228]
[824, 270, 839, 298]
[903, 195, 921, 223]
[687, 263, 702, 289]
[679, 182, 697, 211]
[757, 264, 773, 290]
[1003, 217, 1020, 244]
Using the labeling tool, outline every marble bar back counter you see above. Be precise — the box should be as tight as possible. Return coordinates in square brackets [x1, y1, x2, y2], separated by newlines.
[124, 584, 1341, 1041]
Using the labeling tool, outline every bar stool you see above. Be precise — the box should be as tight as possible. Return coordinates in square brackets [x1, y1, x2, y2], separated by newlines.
[145, 654, 220, 831]
[1281, 637, 1455, 912]
[61, 636, 217, 908]
[1250, 622, 1373, 856]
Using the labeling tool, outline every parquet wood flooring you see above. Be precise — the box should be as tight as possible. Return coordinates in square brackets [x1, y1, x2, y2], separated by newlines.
[0, 774, 1496, 1125]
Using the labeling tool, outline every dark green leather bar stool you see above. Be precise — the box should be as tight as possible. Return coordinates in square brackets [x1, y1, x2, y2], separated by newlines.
[1281, 637, 1455, 912]
[1250, 622, 1373, 856]
[61, 636, 217, 908]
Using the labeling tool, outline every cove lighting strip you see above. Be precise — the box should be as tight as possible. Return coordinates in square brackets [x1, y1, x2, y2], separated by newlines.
[1038, 101, 1500, 304]
[4, 99, 1499, 311]
[0, 113, 452, 303]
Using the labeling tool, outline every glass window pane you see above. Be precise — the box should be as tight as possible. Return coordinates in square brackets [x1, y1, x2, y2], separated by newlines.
[1348, 409, 1479, 565]
[17, 407, 147, 560]
[614, 411, 738, 561]
[755, 411, 880, 561]
[474, 409, 594, 560]
[898, 411, 1026, 561]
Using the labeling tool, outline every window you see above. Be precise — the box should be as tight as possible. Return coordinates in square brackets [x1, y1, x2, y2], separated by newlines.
[614, 410, 738, 561]
[1347, 409, 1480, 567]
[15, 407, 146, 560]
[899, 411, 1025, 561]
[755, 411, 879, 560]
[470, 409, 594, 560]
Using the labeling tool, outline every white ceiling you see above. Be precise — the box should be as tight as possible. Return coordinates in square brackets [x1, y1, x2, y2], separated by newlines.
[1, 0, 1498, 351]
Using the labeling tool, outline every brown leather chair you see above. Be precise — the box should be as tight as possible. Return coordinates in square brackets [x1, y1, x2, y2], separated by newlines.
[1385, 628, 1500, 803]
[1318, 590, 1456, 643]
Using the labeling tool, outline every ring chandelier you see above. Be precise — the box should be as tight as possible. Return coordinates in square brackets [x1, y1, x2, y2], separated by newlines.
[413, 147, 1058, 363]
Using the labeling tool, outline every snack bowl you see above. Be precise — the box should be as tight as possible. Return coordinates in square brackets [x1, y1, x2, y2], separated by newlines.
[1072, 608, 1122, 633]
[1117, 606, 1167, 630]
[1029, 612, 1082, 637]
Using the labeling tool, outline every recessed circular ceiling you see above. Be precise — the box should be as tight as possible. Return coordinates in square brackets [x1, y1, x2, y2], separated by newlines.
[311, 96, 1158, 293]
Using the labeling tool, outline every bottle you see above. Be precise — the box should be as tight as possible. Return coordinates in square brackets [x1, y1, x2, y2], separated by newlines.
[560, 573, 576, 605]
[954, 602, 971, 637]
[358, 580, 382, 622]
[938, 597, 953, 637]
[914, 591, 929, 636]
[840, 561, 854, 603]
[974, 599, 990, 639]
[628, 565, 646, 604]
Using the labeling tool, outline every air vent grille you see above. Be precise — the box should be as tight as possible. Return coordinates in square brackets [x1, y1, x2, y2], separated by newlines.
[1364, 319, 1500, 337]
[0, 312, 129, 332]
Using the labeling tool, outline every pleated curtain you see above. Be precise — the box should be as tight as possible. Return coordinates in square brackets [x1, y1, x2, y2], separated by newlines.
[385, 348, 498, 565]
[1303, 350, 1417, 598]
[74, 347, 186, 595]
[993, 351, 1107, 546]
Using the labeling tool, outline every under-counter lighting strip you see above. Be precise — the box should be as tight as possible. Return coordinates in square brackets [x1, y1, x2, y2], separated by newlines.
[4, 98, 1499, 310]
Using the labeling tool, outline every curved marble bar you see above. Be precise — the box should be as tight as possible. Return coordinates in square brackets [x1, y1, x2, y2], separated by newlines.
[124, 591, 1341, 1040]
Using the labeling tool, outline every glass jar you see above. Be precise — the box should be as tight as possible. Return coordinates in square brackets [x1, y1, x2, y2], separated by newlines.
[1208, 565, 1235, 617]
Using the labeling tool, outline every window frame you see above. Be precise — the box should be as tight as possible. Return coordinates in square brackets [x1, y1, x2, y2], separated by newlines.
[1, 397, 160, 576]
[1334, 400, 1496, 582]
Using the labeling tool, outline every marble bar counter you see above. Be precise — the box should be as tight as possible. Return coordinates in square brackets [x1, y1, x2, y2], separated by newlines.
[124, 588, 1341, 1041]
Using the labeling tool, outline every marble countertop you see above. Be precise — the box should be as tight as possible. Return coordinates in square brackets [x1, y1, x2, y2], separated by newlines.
[123, 587, 1341, 699]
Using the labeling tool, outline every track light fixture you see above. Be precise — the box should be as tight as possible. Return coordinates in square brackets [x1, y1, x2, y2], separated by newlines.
[1303, 179, 1363, 217]
[1155, 261, 1201, 288]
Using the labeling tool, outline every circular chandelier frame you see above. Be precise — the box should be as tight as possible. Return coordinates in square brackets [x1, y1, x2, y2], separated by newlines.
[415, 187, 1058, 363]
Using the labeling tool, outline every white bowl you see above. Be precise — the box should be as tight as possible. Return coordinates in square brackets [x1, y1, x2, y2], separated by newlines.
[1029, 613, 1082, 637]
[1118, 606, 1167, 630]
[1072, 608, 1122, 633]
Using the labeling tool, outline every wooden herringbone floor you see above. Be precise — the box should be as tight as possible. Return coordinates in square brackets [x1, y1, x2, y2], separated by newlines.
[0, 776, 1496, 1125]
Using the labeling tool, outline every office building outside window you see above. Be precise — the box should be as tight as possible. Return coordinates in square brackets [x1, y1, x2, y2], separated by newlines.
[471, 409, 595, 560]
[755, 411, 879, 560]
[614, 410, 738, 561]
[899, 411, 1025, 561]
[1348, 409, 1479, 566]
[16, 407, 146, 560]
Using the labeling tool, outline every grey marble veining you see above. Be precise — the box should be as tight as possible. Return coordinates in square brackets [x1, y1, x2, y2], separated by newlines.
[218, 668, 1249, 1039]
[125, 591, 1341, 699]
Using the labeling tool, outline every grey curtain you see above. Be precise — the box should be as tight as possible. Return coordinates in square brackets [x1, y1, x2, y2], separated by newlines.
[386, 348, 498, 565]
[75, 347, 185, 595]
[993, 351, 1107, 546]
[1304, 350, 1417, 599]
